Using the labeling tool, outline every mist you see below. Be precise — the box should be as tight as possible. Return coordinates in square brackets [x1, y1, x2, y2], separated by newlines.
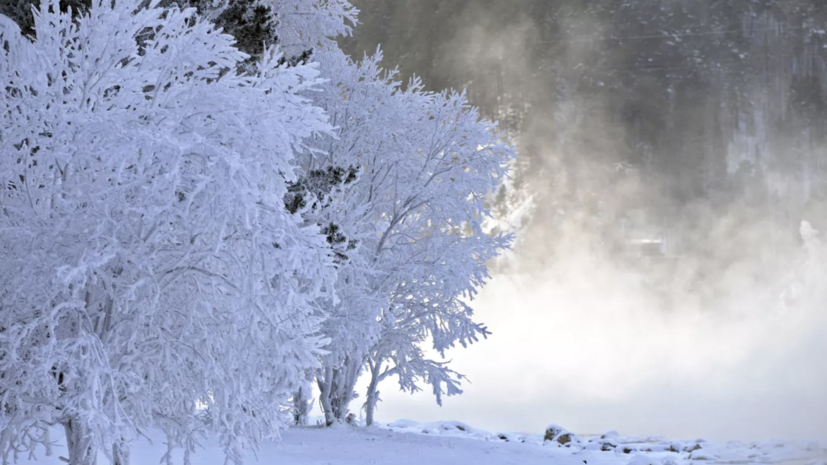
[371, 261, 827, 441]
[344, 0, 827, 442]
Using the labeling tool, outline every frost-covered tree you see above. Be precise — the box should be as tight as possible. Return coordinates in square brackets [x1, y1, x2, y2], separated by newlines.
[358, 82, 513, 426]
[285, 50, 400, 426]
[364, 332, 466, 427]
[262, 0, 357, 55]
[297, 48, 514, 425]
[0, 0, 334, 463]
[180, 0, 357, 61]
[0, 0, 88, 36]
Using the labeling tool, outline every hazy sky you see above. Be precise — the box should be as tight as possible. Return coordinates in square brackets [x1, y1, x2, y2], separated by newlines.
[367, 258, 827, 442]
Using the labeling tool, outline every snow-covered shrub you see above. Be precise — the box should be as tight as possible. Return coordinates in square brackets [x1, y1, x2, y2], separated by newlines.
[0, 0, 334, 463]
[297, 48, 514, 426]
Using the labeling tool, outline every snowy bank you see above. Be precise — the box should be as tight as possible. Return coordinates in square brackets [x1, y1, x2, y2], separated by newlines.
[11, 420, 827, 465]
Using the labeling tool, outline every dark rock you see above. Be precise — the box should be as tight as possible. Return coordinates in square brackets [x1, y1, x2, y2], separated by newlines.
[544, 425, 565, 442]
[557, 433, 574, 445]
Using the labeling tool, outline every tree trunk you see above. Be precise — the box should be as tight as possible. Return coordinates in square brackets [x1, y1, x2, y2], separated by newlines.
[112, 439, 128, 465]
[317, 355, 363, 426]
[291, 384, 312, 426]
[62, 417, 96, 465]
[317, 367, 337, 427]
[364, 361, 381, 427]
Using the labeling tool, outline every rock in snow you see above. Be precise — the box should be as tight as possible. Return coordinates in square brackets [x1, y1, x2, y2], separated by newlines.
[546, 424, 567, 441]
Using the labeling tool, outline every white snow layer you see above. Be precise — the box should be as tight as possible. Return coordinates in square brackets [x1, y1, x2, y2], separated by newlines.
[12, 420, 826, 465]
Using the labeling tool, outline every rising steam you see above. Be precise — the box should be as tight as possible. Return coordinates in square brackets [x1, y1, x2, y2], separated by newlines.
[353, 3, 827, 442]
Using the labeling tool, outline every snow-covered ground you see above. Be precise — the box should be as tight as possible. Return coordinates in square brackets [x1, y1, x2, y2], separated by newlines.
[12, 420, 827, 465]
